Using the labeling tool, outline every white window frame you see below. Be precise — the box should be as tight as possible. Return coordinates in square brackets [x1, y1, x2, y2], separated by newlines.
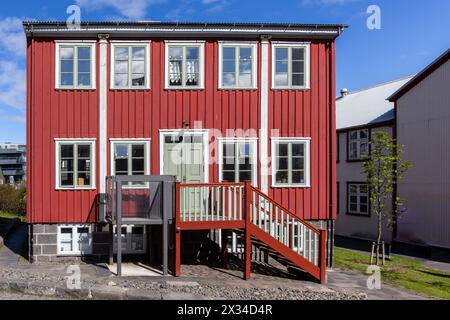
[55, 138, 96, 190]
[271, 42, 310, 90]
[110, 139, 151, 176]
[110, 41, 151, 90]
[57, 224, 92, 256]
[271, 137, 311, 188]
[164, 41, 205, 90]
[347, 183, 370, 216]
[348, 129, 369, 161]
[218, 42, 258, 90]
[55, 40, 96, 90]
[218, 138, 258, 186]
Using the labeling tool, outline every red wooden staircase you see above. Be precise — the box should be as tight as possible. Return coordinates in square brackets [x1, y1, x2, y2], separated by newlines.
[174, 181, 327, 284]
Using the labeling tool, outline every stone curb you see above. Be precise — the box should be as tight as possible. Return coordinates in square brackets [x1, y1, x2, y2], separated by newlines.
[0, 278, 211, 300]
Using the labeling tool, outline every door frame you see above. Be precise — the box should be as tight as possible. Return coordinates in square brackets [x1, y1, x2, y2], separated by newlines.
[159, 129, 209, 183]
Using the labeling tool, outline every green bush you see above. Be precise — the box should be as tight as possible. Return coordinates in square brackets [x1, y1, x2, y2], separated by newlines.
[0, 184, 26, 216]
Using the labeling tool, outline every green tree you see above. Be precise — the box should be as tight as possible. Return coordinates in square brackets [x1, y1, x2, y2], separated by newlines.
[362, 131, 412, 265]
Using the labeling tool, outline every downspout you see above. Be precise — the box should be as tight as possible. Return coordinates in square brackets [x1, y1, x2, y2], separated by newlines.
[392, 101, 398, 240]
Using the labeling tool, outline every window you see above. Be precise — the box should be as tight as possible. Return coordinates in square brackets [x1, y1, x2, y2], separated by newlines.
[165, 41, 205, 89]
[111, 42, 150, 89]
[272, 43, 310, 89]
[55, 42, 96, 89]
[271, 138, 310, 187]
[347, 183, 370, 216]
[218, 42, 257, 89]
[219, 139, 257, 185]
[113, 225, 147, 254]
[57, 225, 92, 255]
[348, 129, 369, 161]
[55, 139, 96, 189]
[110, 140, 150, 185]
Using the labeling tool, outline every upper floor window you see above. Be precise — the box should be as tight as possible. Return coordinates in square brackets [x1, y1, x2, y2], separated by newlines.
[165, 41, 205, 89]
[348, 129, 369, 161]
[218, 42, 258, 89]
[55, 139, 96, 190]
[271, 138, 310, 188]
[55, 41, 96, 89]
[111, 42, 150, 89]
[347, 183, 370, 216]
[272, 43, 310, 90]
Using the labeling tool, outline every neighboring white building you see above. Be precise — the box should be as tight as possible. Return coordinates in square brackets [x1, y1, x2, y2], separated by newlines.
[335, 77, 413, 243]
[389, 49, 450, 255]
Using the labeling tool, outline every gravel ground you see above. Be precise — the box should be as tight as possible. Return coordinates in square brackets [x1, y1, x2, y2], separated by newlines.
[0, 267, 367, 300]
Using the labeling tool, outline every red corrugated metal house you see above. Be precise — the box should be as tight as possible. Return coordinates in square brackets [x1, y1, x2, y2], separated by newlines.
[24, 21, 345, 283]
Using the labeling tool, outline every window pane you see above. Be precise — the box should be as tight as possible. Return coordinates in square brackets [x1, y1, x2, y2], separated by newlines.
[239, 47, 252, 60]
[223, 60, 235, 73]
[292, 48, 304, 60]
[61, 145, 74, 158]
[132, 74, 145, 86]
[292, 143, 304, 156]
[132, 60, 145, 74]
[60, 159, 73, 172]
[292, 171, 304, 184]
[61, 60, 73, 73]
[275, 171, 288, 184]
[115, 159, 128, 173]
[360, 185, 368, 194]
[115, 74, 128, 87]
[222, 158, 235, 171]
[360, 205, 368, 213]
[292, 74, 304, 86]
[277, 158, 288, 170]
[132, 47, 145, 60]
[349, 131, 358, 140]
[78, 145, 91, 158]
[78, 73, 91, 86]
[60, 47, 74, 59]
[78, 159, 91, 172]
[223, 144, 235, 157]
[239, 60, 252, 73]
[223, 47, 235, 60]
[222, 171, 236, 182]
[223, 73, 236, 86]
[115, 144, 129, 158]
[115, 60, 128, 74]
[132, 145, 144, 158]
[276, 60, 288, 73]
[277, 143, 288, 157]
[292, 157, 304, 170]
[185, 60, 198, 86]
[360, 130, 368, 139]
[78, 61, 91, 74]
[61, 173, 74, 186]
[276, 48, 288, 61]
[132, 158, 145, 173]
[350, 204, 357, 212]
[78, 47, 91, 60]
[350, 185, 357, 193]
[115, 47, 129, 60]
[61, 73, 74, 86]
[292, 61, 304, 73]
[239, 171, 252, 182]
[186, 47, 199, 59]
[77, 172, 90, 187]
[275, 73, 288, 86]
[238, 73, 252, 87]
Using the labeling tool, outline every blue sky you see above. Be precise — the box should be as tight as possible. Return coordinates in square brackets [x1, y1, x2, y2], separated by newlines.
[0, 0, 449, 143]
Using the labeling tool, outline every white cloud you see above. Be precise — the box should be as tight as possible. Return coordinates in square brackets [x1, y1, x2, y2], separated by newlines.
[76, 0, 167, 20]
[0, 17, 26, 57]
[0, 60, 26, 111]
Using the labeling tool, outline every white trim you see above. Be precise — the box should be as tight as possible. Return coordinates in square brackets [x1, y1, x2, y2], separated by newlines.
[218, 42, 258, 90]
[159, 130, 209, 183]
[57, 224, 92, 256]
[54, 138, 97, 141]
[260, 39, 269, 193]
[271, 42, 310, 90]
[99, 37, 108, 194]
[110, 41, 151, 90]
[164, 41, 205, 90]
[55, 139, 96, 190]
[55, 41, 96, 90]
[218, 138, 258, 186]
[270, 137, 311, 188]
[109, 139, 151, 176]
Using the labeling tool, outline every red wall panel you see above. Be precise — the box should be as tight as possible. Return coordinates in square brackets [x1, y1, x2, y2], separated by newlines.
[27, 37, 336, 223]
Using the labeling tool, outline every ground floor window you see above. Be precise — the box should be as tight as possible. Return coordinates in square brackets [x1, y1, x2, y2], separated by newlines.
[218, 138, 257, 185]
[57, 224, 92, 255]
[347, 183, 370, 216]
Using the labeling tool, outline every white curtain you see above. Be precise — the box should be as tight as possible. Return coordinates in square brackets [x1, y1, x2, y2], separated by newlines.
[169, 61, 182, 83]
[186, 60, 199, 83]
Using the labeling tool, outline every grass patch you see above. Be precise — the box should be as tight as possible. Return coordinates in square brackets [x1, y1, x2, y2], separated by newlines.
[0, 211, 26, 223]
[334, 247, 450, 300]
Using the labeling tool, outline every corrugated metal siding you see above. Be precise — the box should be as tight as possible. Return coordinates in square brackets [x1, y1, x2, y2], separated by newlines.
[396, 58, 450, 249]
[28, 38, 335, 223]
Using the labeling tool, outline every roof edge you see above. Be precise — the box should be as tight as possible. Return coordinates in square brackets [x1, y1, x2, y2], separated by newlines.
[388, 49, 450, 102]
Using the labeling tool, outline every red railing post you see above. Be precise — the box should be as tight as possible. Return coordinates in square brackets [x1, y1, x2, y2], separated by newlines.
[244, 180, 252, 280]
[175, 182, 181, 277]
[319, 229, 327, 284]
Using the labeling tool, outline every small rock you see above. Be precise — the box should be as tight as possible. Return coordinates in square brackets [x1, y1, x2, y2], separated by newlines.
[107, 281, 117, 287]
